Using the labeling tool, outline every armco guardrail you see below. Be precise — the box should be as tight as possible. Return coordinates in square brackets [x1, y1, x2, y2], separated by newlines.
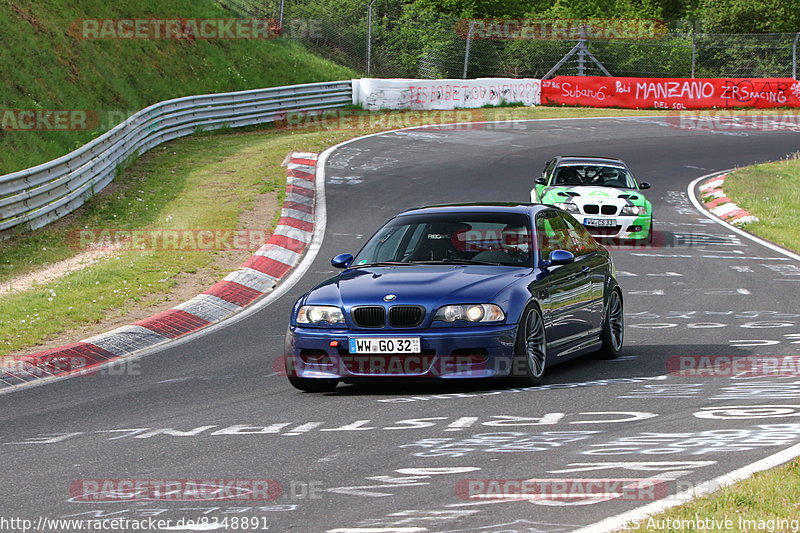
[0, 80, 351, 238]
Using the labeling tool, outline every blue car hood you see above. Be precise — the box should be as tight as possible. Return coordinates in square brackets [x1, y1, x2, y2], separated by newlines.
[305, 265, 528, 308]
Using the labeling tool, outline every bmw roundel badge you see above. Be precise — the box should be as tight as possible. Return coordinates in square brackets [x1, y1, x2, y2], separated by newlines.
[384, 294, 397, 302]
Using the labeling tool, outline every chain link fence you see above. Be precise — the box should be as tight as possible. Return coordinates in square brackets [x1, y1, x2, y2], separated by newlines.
[216, 1, 800, 79]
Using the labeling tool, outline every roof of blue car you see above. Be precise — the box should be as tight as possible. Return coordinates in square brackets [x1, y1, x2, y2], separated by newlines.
[399, 203, 549, 216]
[558, 155, 625, 164]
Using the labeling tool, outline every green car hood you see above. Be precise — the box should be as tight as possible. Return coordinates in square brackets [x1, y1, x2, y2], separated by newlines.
[539, 185, 651, 209]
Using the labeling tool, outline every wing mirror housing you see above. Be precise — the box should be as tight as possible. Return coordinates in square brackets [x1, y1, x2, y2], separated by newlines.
[331, 253, 354, 269]
[535, 177, 548, 185]
[639, 182, 651, 190]
[541, 249, 575, 268]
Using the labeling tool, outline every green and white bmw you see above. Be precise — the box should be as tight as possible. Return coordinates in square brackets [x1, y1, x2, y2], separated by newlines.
[531, 156, 653, 242]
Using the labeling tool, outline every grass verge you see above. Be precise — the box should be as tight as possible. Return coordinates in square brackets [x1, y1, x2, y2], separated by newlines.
[0, 1, 356, 174]
[624, 460, 800, 532]
[0, 130, 289, 355]
[723, 153, 800, 252]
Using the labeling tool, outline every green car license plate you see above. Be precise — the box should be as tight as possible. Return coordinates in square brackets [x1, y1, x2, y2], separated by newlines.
[583, 218, 616, 227]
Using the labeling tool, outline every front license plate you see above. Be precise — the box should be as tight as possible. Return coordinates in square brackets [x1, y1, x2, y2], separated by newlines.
[583, 218, 616, 227]
[349, 337, 421, 354]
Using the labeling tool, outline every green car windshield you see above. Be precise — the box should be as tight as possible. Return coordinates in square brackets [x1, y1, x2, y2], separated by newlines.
[551, 164, 636, 189]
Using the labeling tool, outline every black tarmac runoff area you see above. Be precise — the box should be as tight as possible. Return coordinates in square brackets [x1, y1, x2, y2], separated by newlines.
[3, 116, 800, 533]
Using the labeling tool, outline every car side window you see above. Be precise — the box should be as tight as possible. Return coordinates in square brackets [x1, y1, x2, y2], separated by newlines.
[536, 211, 573, 260]
[559, 212, 600, 255]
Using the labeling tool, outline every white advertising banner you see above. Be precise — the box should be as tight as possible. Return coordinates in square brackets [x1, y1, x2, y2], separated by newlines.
[353, 78, 541, 110]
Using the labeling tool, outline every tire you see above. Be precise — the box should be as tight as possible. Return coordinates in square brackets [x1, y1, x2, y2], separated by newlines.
[597, 288, 624, 359]
[513, 305, 548, 386]
[288, 376, 339, 392]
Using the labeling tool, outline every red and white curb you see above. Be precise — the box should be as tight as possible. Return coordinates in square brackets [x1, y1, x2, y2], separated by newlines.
[0, 152, 319, 389]
[699, 173, 759, 226]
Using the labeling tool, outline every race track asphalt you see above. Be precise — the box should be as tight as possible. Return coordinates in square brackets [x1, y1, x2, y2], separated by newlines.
[3, 116, 800, 533]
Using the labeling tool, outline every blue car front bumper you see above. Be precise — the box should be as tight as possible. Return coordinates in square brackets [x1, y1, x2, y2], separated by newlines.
[287, 324, 519, 380]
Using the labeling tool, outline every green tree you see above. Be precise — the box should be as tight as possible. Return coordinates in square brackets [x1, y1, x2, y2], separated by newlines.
[694, 0, 800, 33]
[407, 0, 533, 18]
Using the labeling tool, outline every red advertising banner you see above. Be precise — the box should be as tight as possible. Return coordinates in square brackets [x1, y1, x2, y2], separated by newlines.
[541, 76, 800, 109]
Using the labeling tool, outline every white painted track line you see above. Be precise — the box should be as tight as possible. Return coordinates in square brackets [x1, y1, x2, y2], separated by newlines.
[573, 168, 800, 533]
[688, 171, 800, 262]
[571, 440, 800, 533]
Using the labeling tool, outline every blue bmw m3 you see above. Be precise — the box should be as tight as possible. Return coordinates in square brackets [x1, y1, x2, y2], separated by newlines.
[285, 203, 623, 392]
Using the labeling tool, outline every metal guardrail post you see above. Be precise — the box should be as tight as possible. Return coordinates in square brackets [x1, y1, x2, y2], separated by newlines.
[793, 33, 799, 80]
[577, 26, 587, 76]
[544, 25, 610, 78]
[691, 34, 697, 78]
[462, 21, 475, 79]
[367, 0, 376, 76]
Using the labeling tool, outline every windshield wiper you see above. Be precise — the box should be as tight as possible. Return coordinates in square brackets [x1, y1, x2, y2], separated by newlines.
[350, 261, 415, 268]
[353, 259, 523, 268]
[409, 259, 508, 266]
[445, 258, 505, 266]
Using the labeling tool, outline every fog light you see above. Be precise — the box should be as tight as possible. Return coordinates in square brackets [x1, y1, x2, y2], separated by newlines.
[300, 350, 332, 364]
[627, 225, 642, 232]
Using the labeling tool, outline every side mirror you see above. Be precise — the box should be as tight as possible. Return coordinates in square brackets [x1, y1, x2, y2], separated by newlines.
[535, 177, 548, 185]
[639, 182, 651, 190]
[331, 253, 354, 269]
[543, 249, 575, 268]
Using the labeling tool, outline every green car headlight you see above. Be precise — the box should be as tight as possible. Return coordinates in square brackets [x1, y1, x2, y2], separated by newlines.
[621, 205, 648, 216]
[434, 304, 505, 323]
[553, 202, 580, 214]
[297, 305, 345, 325]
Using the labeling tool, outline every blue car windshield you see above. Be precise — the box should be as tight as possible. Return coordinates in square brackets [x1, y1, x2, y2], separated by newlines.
[552, 164, 636, 188]
[352, 212, 533, 267]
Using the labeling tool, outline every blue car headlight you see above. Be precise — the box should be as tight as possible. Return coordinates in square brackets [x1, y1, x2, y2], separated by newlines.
[434, 304, 505, 323]
[297, 305, 345, 325]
